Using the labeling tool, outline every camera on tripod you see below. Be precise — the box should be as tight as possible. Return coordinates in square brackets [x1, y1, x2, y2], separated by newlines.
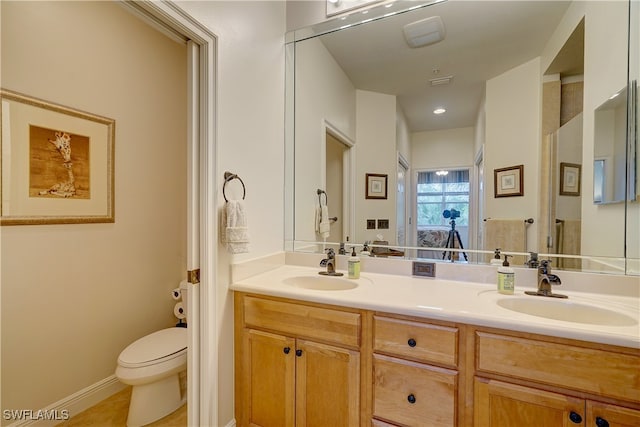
[442, 208, 460, 220]
[441, 208, 468, 262]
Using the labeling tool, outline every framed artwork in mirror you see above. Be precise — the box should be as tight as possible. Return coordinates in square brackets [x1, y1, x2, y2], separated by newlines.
[1, 89, 115, 225]
[560, 162, 581, 196]
[366, 173, 387, 199]
[494, 165, 524, 198]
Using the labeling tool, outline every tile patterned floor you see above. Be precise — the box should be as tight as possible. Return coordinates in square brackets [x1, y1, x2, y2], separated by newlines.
[56, 387, 186, 427]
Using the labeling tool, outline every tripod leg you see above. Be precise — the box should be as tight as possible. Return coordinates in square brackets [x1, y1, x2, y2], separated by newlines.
[442, 231, 453, 260]
[454, 231, 468, 261]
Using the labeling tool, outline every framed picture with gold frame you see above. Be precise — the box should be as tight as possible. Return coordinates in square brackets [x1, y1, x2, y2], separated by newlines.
[560, 162, 581, 196]
[1, 89, 115, 225]
[494, 164, 524, 198]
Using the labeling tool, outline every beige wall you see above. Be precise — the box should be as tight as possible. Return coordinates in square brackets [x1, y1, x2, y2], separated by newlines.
[1, 0, 187, 417]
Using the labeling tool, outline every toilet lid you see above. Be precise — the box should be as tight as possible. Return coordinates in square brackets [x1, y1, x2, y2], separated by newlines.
[119, 327, 187, 366]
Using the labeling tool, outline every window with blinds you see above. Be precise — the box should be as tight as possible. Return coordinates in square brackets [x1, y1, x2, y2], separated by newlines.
[416, 169, 470, 228]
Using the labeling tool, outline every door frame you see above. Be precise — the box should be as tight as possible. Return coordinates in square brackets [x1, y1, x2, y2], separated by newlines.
[121, 2, 218, 425]
[322, 120, 355, 243]
[397, 152, 410, 247]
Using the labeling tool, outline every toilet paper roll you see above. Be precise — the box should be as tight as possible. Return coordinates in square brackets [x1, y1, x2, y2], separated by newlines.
[171, 288, 182, 300]
[174, 302, 186, 319]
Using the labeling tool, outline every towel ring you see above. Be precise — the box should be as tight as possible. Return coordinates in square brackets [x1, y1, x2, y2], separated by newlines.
[223, 171, 246, 202]
[317, 189, 327, 206]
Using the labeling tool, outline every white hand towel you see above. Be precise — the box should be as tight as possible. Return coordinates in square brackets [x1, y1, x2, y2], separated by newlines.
[318, 205, 330, 239]
[225, 200, 249, 254]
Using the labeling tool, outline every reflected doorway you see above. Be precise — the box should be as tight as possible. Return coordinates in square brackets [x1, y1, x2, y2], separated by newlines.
[397, 154, 409, 247]
[325, 127, 353, 243]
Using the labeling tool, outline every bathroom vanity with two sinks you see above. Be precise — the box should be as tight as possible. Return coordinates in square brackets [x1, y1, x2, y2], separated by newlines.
[231, 259, 640, 427]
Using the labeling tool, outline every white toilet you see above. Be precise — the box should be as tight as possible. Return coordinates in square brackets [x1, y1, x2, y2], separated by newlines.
[116, 283, 189, 427]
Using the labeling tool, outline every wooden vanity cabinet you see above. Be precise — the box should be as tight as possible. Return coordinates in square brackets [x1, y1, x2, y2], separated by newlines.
[371, 315, 460, 427]
[234, 292, 640, 427]
[473, 330, 640, 427]
[234, 293, 363, 427]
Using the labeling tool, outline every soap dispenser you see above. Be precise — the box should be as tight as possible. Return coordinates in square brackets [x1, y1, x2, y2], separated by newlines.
[348, 247, 361, 279]
[497, 255, 514, 295]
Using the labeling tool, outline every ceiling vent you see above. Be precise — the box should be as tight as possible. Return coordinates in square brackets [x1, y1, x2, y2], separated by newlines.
[429, 75, 453, 86]
[403, 16, 445, 48]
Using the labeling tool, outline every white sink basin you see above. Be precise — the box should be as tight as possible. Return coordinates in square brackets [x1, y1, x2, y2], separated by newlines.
[283, 275, 358, 291]
[497, 297, 637, 326]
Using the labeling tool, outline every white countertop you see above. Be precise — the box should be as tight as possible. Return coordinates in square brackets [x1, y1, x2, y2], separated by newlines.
[230, 263, 640, 349]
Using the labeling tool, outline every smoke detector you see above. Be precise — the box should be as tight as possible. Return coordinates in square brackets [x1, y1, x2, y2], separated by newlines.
[403, 16, 445, 48]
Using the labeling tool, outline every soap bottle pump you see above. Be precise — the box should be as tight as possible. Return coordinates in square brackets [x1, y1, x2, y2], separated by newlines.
[490, 248, 502, 266]
[497, 254, 514, 295]
[348, 246, 361, 279]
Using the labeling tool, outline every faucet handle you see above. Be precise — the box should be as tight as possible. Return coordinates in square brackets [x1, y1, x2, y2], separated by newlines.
[325, 248, 335, 258]
[539, 259, 552, 273]
[527, 252, 539, 268]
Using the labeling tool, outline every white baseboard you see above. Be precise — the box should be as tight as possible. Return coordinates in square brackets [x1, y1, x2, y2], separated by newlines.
[224, 419, 236, 427]
[6, 375, 126, 427]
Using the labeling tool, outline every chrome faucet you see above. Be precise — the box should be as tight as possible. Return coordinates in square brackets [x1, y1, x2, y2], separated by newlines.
[319, 248, 343, 276]
[525, 260, 567, 298]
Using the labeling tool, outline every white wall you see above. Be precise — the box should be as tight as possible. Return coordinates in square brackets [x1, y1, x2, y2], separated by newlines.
[173, 2, 286, 424]
[576, 1, 627, 259]
[484, 57, 541, 251]
[1, 1, 187, 417]
[355, 90, 397, 244]
[292, 36, 356, 243]
[412, 127, 475, 171]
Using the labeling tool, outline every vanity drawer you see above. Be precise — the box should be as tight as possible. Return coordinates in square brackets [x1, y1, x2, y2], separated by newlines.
[242, 295, 361, 347]
[374, 316, 458, 367]
[373, 354, 457, 427]
[476, 332, 640, 402]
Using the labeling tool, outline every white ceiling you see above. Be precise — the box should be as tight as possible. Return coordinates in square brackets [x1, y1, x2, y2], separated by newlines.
[317, 0, 572, 132]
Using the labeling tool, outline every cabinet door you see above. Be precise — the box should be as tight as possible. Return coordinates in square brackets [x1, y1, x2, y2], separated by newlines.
[240, 329, 296, 427]
[295, 339, 360, 427]
[474, 378, 585, 427]
[587, 401, 640, 427]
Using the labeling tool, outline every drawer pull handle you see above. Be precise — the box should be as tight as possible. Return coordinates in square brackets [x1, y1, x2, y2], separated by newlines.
[283, 347, 291, 354]
[595, 417, 609, 427]
[569, 412, 582, 424]
[407, 338, 417, 347]
[295, 349, 303, 357]
[407, 394, 416, 404]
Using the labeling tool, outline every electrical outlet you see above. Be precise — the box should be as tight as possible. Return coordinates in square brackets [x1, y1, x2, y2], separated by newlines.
[367, 219, 376, 229]
[412, 261, 436, 278]
[377, 219, 389, 229]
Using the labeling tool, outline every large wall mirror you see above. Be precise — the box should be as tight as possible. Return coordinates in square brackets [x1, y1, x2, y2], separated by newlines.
[285, 0, 639, 275]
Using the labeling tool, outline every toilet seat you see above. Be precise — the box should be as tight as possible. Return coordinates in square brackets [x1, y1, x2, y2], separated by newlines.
[118, 327, 187, 368]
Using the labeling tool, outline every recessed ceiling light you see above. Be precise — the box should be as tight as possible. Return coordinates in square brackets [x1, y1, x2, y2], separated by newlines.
[433, 108, 446, 115]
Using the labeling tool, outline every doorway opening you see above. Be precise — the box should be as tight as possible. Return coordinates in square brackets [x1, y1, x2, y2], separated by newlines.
[324, 123, 354, 245]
